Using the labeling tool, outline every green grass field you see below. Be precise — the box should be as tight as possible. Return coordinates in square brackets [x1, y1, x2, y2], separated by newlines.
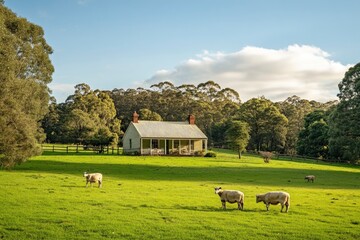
[1, 149, 359, 240]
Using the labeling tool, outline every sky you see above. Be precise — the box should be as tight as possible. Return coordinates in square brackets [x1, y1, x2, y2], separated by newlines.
[5, 0, 360, 103]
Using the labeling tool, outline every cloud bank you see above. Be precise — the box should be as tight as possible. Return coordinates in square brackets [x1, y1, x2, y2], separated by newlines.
[146, 45, 352, 102]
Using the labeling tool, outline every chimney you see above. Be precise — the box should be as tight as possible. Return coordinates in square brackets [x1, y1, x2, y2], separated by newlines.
[132, 111, 139, 123]
[188, 114, 195, 125]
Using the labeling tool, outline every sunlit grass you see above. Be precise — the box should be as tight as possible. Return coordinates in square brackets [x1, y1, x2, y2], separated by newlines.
[0, 149, 359, 239]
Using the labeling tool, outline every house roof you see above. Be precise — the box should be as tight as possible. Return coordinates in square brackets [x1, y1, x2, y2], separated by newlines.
[132, 121, 207, 139]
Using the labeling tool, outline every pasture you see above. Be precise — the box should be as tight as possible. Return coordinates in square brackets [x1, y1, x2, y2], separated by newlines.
[0, 149, 359, 240]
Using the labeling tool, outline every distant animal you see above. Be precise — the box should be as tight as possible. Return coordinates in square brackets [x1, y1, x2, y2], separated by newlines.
[259, 151, 273, 163]
[83, 172, 103, 188]
[256, 191, 290, 212]
[214, 187, 244, 210]
[304, 175, 316, 183]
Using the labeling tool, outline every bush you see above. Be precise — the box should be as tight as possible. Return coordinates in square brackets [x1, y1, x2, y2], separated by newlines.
[124, 151, 140, 156]
[194, 150, 205, 156]
[204, 151, 217, 158]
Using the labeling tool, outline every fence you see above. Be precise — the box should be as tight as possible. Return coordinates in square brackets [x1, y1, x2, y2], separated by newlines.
[228, 149, 347, 163]
[41, 144, 123, 155]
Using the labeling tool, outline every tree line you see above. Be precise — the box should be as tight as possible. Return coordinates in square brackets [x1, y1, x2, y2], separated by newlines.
[40, 67, 360, 165]
[42, 79, 346, 161]
[1, 2, 359, 168]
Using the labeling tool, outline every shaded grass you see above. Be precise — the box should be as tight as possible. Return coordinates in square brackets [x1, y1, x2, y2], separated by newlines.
[0, 150, 359, 239]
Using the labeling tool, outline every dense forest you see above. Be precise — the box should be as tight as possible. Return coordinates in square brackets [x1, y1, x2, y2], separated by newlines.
[1, 2, 359, 168]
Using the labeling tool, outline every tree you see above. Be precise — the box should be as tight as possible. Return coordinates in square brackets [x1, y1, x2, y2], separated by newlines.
[225, 121, 250, 159]
[297, 110, 329, 158]
[110, 81, 241, 146]
[263, 105, 288, 151]
[276, 96, 313, 154]
[276, 96, 336, 155]
[237, 97, 288, 152]
[138, 108, 162, 121]
[0, 5, 54, 168]
[211, 121, 230, 148]
[68, 84, 121, 146]
[65, 109, 96, 144]
[42, 97, 60, 143]
[44, 84, 121, 147]
[328, 63, 360, 163]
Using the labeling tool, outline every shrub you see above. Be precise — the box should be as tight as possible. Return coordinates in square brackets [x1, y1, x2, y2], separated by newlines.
[194, 150, 205, 156]
[204, 151, 217, 158]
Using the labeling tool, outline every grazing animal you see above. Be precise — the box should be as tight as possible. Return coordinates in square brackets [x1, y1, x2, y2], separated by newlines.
[304, 175, 316, 183]
[214, 187, 244, 210]
[259, 151, 273, 163]
[83, 172, 103, 188]
[256, 191, 290, 212]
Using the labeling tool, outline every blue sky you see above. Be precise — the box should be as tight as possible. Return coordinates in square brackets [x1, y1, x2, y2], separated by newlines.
[5, 0, 360, 102]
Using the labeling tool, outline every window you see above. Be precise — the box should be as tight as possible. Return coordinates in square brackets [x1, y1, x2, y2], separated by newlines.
[129, 139, 132, 149]
[190, 140, 194, 150]
[142, 139, 150, 148]
[152, 139, 159, 149]
[174, 140, 179, 149]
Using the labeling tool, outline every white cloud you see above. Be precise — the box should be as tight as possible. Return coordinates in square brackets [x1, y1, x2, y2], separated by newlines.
[48, 83, 75, 103]
[146, 45, 352, 102]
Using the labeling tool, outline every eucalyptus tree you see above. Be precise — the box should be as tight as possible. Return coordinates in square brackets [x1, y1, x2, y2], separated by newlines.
[138, 108, 162, 121]
[237, 97, 288, 152]
[225, 121, 250, 159]
[61, 84, 121, 146]
[110, 81, 241, 146]
[0, 4, 54, 168]
[276, 96, 313, 154]
[297, 110, 329, 158]
[328, 63, 360, 163]
[197, 81, 222, 102]
[42, 97, 61, 143]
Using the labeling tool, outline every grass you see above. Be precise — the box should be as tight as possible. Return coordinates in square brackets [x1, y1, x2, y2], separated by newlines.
[0, 149, 359, 240]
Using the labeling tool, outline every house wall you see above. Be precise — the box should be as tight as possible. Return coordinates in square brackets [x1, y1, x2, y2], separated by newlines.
[123, 123, 141, 153]
[123, 122, 207, 155]
[194, 140, 203, 152]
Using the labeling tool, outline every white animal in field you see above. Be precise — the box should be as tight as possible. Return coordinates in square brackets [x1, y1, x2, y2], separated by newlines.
[83, 172, 102, 188]
[304, 175, 316, 183]
[214, 187, 244, 210]
[256, 191, 290, 212]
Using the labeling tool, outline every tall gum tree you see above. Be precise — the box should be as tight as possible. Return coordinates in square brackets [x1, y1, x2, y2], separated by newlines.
[0, 3, 54, 168]
[237, 97, 288, 152]
[52, 84, 121, 146]
[328, 63, 360, 163]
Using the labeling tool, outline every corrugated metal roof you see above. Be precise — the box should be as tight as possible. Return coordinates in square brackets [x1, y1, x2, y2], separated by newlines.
[132, 121, 207, 139]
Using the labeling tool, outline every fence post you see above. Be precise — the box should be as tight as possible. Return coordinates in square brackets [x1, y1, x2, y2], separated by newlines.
[76, 144, 79, 153]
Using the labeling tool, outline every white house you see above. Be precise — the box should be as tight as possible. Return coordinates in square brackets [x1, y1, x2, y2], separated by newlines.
[122, 112, 208, 155]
